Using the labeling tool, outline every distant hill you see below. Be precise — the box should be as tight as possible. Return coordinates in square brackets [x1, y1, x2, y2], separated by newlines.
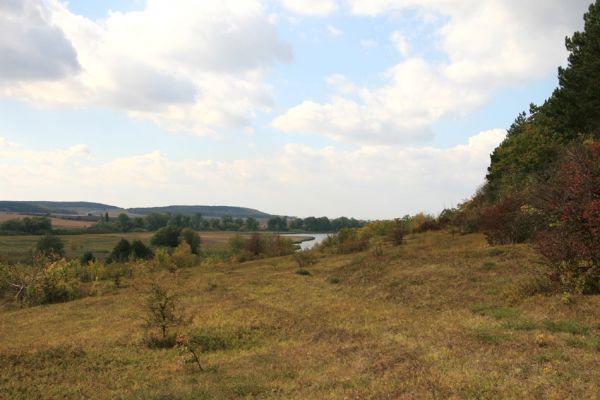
[0, 201, 275, 220]
[0, 201, 120, 215]
[126, 205, 274, 219]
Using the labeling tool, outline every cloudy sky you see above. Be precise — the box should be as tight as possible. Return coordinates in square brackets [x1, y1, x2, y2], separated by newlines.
[0, 0, 591, 219]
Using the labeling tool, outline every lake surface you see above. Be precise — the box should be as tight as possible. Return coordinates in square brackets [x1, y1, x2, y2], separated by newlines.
[282, 233, 331, 250]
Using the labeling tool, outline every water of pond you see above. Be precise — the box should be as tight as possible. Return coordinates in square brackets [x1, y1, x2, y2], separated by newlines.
[281, 233, 331, 251]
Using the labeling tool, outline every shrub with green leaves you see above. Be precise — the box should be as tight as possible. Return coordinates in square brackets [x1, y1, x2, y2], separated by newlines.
[151, 225, 182, 248]
[35, 235, 65, 258]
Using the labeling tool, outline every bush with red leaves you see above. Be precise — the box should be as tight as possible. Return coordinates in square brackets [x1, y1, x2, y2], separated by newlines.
[534, 141, 600, 294]
[480, 196, 543, 245]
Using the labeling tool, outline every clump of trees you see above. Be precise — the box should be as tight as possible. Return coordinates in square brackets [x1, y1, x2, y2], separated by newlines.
[108, 239, 153, 263]
[87, 211, 365, 234]
[0, 216, 52, 235]
[150, 226, 201, 254]
[228, 233, 295, 261]
[286, 216, 364, 232]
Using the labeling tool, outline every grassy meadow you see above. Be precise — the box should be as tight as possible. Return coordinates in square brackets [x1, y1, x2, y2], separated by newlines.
[0, 231, 599, 399]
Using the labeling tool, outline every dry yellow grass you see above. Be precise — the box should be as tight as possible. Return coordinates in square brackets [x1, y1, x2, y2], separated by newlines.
[1, 231, 599, 399]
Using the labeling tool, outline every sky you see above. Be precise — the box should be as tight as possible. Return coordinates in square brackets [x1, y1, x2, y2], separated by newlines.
[0, 0, 592, 219]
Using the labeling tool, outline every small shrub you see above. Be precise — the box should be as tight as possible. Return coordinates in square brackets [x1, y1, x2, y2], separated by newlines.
[293, 251, 317, 268]
[143, 282, 186, 346]
[387, 219, 405, 246]
[338, 228, 369, 254]
[295, 269, 311, 276]
[171, 242, 196, 269]
[371, 244, 384, 257]
[480, 197, 543, 245]
[180, 228, 201, 254]
[153, 248, 173, 271]
[110, 239, 131, 263]
[327, 276, 340, 284]
[245, 233, 263, 256]
[176, 333, 203, 371]
[131, 240, 153, 260]
[80, 251, 95, 266]
[35, 235, 65, 258]
[228, 234, 245, 254]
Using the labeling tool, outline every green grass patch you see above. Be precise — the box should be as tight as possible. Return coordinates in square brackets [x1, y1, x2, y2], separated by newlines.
[190, 326, 264, 353]
[327, 276, 340, 284]
[295, 268, 311, 276]
[471, 303, 521, 320]
[501, 318, 537, 331]
[487, 248, 504, 256]
[481, 261, 496, 271]
[534, 351, 569, 363]
[543, 320, 589, 335]
[474, 327, 506, 344]
[564, 336, 587, 349]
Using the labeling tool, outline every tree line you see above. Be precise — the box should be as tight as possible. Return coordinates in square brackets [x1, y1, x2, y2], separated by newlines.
[105, 213, 364, 233]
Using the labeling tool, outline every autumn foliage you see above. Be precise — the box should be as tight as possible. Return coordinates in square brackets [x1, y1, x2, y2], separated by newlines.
[534, 142, 600, 293]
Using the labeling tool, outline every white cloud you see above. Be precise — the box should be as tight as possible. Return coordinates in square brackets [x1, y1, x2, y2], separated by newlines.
[0, 137, 17, 148]
[390, 31, 409, 56]
[327, 24, 343, 36]
[280, 0, 338, 16]
[349, 0, 590, 85]
[360, 38, 378, 48]
[0, 0, 80, 81]
[325, 74, 359, 95]
[0, 0, 292, 136]
[0, 130, 504, 218]
[273, 0, 590, 144]
[273, 58, 484, 143]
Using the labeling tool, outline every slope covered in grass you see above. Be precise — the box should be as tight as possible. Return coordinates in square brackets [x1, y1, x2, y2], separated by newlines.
[1, 231, 599, 399]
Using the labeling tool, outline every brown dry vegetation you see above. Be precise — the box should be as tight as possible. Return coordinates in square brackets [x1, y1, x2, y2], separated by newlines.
[1, 231, 599, 399]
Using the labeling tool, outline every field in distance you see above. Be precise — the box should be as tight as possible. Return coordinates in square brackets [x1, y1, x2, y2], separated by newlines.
[0, 212, 94, 229]
[0, 231, 309, 263]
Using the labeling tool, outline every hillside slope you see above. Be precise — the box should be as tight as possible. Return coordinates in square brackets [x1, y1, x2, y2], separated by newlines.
[1, 232, 598, 399]
[0, 201, 276, 219]
[0, 201, 120, 215]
